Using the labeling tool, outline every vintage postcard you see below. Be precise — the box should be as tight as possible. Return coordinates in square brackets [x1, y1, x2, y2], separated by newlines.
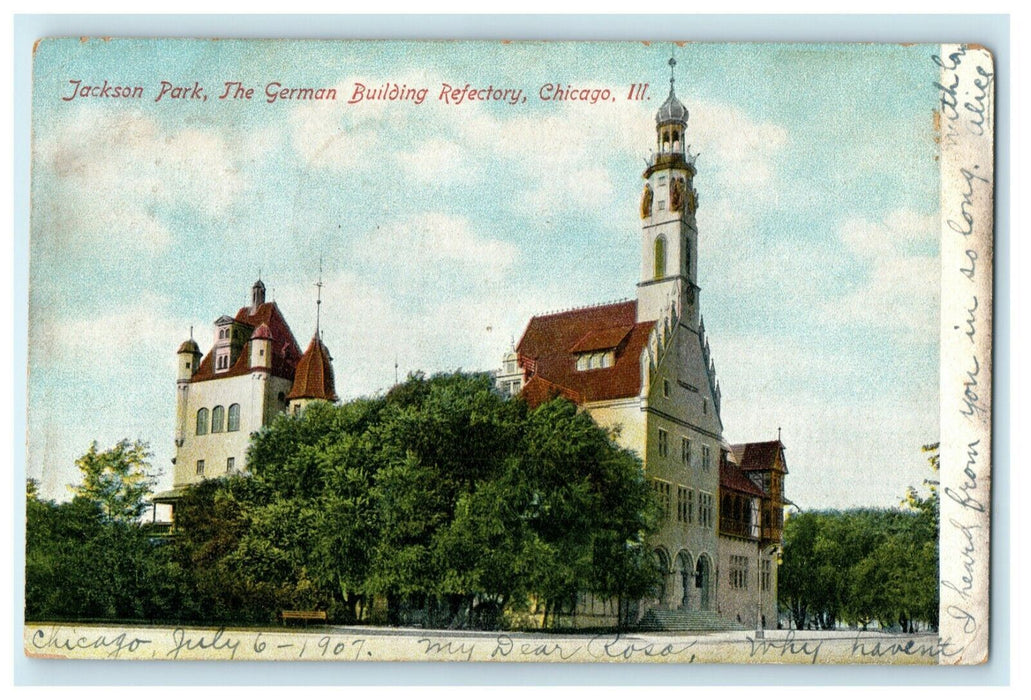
[23, 38, 993, 665]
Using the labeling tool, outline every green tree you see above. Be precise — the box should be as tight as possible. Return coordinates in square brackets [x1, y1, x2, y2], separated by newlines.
[778, 443, 940, 633]
[180, 371, 660, 629]
[25, 442, 176, 623]
[71, 439, 156, 523]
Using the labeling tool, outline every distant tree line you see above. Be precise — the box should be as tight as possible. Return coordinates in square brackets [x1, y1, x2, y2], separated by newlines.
[777, 444, 939, 633]
[25, 372, 661, 630]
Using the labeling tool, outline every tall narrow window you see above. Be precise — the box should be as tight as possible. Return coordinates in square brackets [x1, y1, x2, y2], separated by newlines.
[227, 403, 241, 432]
[657, 428, 669, 458]
[196, 460, 205, 476]
[211, 405, 225, 433]
[681, 437, 691, 465]
[654, 236, 667, 280]
[226, 457, 235, 473]
[196, 408, 209, 436]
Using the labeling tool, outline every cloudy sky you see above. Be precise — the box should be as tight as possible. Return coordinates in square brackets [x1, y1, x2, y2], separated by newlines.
[27, 39, 940, 509]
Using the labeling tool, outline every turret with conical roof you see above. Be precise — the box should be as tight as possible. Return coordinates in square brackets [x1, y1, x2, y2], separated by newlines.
[287, 332, 337, 413]
[287, 262, 338, 414]
[250, 322, 274, 370]
[177, 335, 202, 382]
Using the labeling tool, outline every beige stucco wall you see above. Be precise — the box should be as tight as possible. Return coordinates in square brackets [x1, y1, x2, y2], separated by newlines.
[716, 534, 779, 629]
[173, 370, 292, 487]
[643, 325, 722, 611]
[584, 319, 724, 614]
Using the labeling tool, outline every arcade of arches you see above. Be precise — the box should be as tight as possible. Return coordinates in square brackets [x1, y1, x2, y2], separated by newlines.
[653, 547, 713, 611]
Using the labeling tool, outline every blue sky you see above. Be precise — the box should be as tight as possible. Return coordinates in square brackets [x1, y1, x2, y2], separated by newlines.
[28, 39, 940, 509]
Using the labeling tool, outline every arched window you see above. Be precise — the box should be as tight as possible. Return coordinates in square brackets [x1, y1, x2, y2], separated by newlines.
[654, 235, 667, 280]
[211, 405, 225, 433]
[227, 403, 241, 432]
[196, 408, 209, 436]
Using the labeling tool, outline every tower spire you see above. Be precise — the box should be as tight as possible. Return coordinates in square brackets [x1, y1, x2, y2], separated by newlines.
[315, 256, 323, 334]
[668, 52, 676, 92]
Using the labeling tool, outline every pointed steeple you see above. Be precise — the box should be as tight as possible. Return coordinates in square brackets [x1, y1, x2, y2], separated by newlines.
[251, 277, 266, 314]
[287, 264, 337, 411]
[287, 333, 337, 403]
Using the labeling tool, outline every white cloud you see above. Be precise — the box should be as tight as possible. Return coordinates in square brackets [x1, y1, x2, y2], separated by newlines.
[399, 139, 473, 184]
[723, 394, 937, 510]
[34, 107, 248, 254]
[288, 80, 383, 172]
[26, 293, 196, 500]
[32, 292, 188, 375]
[689, 101, 789, 203]
[357, 213, 517, 279]
[829, 209, 939, 340]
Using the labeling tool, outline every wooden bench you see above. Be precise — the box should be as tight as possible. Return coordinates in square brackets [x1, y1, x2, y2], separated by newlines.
[281, 610, 327, 626]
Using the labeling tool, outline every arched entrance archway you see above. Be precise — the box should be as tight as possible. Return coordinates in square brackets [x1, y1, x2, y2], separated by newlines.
[675, 550, 694, 610]
[695, 554, 713, 611]
[653, 548, 672, 609]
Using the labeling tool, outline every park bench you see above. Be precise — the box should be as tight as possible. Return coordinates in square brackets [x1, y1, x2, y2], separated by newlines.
[281, 610, 327, 626]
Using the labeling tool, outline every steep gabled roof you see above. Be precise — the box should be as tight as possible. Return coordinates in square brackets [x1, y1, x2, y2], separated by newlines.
[516, 300, 654, 407]
[720, 459, 767, 498]
[287, 334, 337, 402]
[189, 301, 302, 383]
[729, 440, 788, 474]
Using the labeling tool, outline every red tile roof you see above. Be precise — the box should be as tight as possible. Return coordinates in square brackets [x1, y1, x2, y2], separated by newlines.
[720, 460, 767, 497]
[189, 302, 302, 383]
[568, 325, 634, 354]
[729, 440, 787, 474]
[519, 375, 583, 406]
[288, 334, 337, 402]
[516, 300, 654, 407]
[251, 322, 274, 340]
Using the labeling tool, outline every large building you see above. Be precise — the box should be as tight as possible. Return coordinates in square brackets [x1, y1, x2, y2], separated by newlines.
[156, 278, 337, 507]
[497, 60, 787, 630]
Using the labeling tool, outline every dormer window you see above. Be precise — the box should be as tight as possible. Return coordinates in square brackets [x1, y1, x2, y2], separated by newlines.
[575, 350, 614, 371]
[215, 349, 231, 372]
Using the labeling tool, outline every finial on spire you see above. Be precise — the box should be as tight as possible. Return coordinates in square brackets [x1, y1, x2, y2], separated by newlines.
[668, 52, 677, 90]
[189, 325, 193, 340]
[315, 256, 324, 334]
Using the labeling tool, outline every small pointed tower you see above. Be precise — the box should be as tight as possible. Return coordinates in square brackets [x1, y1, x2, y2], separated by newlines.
[249, 322, 273, 371]
[175, 330, 202, 448]
[287, 263, 338, 414]
[250, 277, 266, 314]
[637, 54, 701, 328]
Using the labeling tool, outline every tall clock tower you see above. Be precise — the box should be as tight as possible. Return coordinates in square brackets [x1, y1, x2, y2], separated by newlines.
[637, 57, 700, 329]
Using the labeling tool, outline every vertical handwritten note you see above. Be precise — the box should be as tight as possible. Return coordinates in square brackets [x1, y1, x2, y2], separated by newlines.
[937, 43, 994, 665]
